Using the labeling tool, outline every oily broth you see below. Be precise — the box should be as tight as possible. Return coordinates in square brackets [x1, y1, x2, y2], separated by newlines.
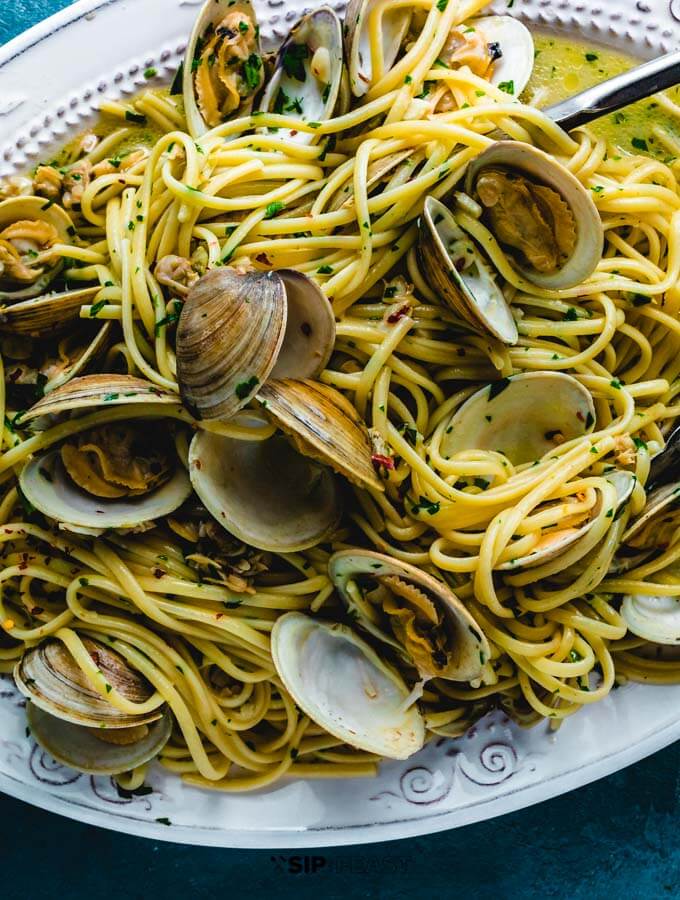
[51, 32, 679, 168]
[525, 33, 680, 161]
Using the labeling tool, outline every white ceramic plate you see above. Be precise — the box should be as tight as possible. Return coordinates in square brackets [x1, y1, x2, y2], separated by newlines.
[0, 0, 679, 849]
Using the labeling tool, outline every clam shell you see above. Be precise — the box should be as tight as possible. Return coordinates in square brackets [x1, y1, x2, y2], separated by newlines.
[622, 482, 680, 548]
[26, 704, 173, 776]
[176, 268, 287, 421]
[19, 374, 180, 424]
[441, 372, 596, 466]
[0, 286, 101, 337]
[345, 0, 411, 97]
[468, 16, 535, 97]
[257, 379, 384, 492]
[15, 638, 163, 728]
[0, 196, 75, 302]
[621, 594, 680, 645]
[271, 612, 425, 759]
[498, 469, 635, 571]
[419, 196, 518, 345]
[20, 447, 192, 530]
[328, 550, 489, 682]
[465, 141, 604, 290]
[183, 0, 264, 138]
[189, 427, 342, 552]
[43, 323, 113, 395]
[258, 8, 344, 143]
[270, 270, 336, 380]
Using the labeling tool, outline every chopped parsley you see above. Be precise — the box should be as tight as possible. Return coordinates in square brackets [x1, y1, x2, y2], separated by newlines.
[144, 67, 157, 79]
[243, 53, 262, 91]
[264, 201, 285, 218]
[498, 80, 515, 95]
[89, 299, 107, 318]
[235, 376, 260, 399]
[632, 137, 648, 152]
[282, 43, 309, 82]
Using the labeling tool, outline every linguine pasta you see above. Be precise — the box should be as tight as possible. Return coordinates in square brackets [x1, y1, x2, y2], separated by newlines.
[1, 0, 679, 792]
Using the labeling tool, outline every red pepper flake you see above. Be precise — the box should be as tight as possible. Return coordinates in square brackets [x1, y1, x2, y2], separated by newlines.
[194, 459, 202, 470]
[215, 613, 225, 620]
[153, 568, 165, 579]
[576, 410, 585, 421]
[255, 252, 270, 265]
[290, 129, 298, 136]
[372, 454, 395, 471]
[387, 304, 410, 324]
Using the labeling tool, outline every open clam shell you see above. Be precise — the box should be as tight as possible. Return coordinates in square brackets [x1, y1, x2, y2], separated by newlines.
[466, 16, 535, 97]
[183, 0, 264, 138]
[419, 196, 518, 345]
[20, 447, 192, 531]
[271, 612, 425, 759]
[270, 270, 336, 379]
[328, 550, 489, 682]
[621, 594, 680, 645]
[189, 426, 341, 552]
[498, 469, 636, 572]
[258, 8, 343, 143]
[622, 482, 680, 550]
[441, 372, 596, 466]
[0, 286, 101, 337]
[344, 0, 411, 97]
[15, 638, 163, 729]
[27, 704, 173, 776]
[0, 196, 75, 302]
[176, 268, 335, 421]
[19, 374, 181, 424]
[465, 141, 604, 290]
[257, 379, 384, 492]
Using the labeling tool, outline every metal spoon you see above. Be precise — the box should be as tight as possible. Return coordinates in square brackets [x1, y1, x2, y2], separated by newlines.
[545, 50, 680, 131]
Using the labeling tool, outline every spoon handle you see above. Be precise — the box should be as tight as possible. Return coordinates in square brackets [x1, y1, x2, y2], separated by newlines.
[545, 50, 680, 132]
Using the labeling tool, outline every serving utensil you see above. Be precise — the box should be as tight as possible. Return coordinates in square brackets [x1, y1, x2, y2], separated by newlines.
[545, 49, 680, 131]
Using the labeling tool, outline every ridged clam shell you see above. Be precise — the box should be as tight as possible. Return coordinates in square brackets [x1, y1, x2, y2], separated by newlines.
[15, 638, 163, 728]
[0, 286, 101, 337]
[257, 379, 384, 492]
[19, 374, 180, 423]
[176, 268, 287, 421]
[27, 704, 172, 776]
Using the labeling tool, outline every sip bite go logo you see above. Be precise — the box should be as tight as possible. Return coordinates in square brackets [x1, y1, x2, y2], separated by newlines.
[270, 855, 327, 875]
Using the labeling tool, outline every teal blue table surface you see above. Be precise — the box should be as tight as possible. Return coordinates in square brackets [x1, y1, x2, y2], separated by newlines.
[0, 4, 679, 898]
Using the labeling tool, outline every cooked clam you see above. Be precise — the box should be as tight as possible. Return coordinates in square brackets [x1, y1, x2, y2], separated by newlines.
[328, 550, 490, 682]
[271, 612, 425, 759]
[19, 375, 191, 531]
[647, 425, 680, 491]
[258, 8, 343, 143]
[2, 322, 111, 405]
[183, 0, 264, 138]
[176, 267, 336, 421]
[0, 196, 74, 302]
[465, 141, 604, 290]
[257, 379, 383, 492]
[622, 482, 680, 551]
[498, 469, 635, 572]
[189, 425, 341, 552]
[446, 16, 534, 97]
[419, 196, 518, 344]
[345, 0, 411, 97]
[16, 638, 172, 775]
[441, 372, 596, 466]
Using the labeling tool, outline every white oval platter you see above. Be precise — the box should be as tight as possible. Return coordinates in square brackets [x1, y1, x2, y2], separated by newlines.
[0, 0, 679, 849]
